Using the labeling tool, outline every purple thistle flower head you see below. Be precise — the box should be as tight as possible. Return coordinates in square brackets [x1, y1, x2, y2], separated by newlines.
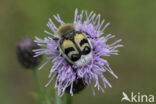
[34, 9, 123, 96]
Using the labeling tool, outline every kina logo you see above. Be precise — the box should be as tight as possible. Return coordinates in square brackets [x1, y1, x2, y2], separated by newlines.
[121, 91, 154, 103]
[121, 92, 131, 102]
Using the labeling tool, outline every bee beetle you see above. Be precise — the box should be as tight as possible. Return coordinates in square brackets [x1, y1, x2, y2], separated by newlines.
[54, 24, 93, 66]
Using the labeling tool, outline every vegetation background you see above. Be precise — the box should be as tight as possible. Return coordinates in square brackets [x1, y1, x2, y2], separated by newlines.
[0, 0, 155, 104]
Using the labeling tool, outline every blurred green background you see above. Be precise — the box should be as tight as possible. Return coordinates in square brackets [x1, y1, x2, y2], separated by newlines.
[0, 0, 156, 104]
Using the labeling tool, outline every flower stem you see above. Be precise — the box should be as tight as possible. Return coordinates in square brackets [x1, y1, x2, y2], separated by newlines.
[63, 93, 72, 104]
[33, 69, 43, 103]
[55, 90, 72, 104]
[33, 69, 51, 104]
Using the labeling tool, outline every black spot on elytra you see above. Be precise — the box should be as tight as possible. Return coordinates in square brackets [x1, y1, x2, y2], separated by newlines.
[80, 39, 88, 46]
[64, 47, 75, 55]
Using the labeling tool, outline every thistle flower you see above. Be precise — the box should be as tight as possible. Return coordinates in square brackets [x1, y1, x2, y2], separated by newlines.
[34, 9, 123, 96]
[16, 37, 42, 69]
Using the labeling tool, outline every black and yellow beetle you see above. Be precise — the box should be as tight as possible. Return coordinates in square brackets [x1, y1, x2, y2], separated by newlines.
[54, 24, 93, 66]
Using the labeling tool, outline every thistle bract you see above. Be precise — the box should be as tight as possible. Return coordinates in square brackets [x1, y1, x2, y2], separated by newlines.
[16, 37, 42, 69]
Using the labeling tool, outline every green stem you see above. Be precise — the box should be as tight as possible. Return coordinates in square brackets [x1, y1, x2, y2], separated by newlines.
[33, 69, 51, 104]
[63, 93, 72, 104]
[55, 90, 72, 104]
[33, 69, 43, 103]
